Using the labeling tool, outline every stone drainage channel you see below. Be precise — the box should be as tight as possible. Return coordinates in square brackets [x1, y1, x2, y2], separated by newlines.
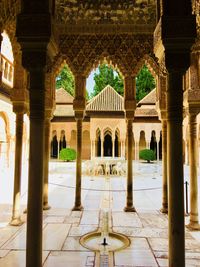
[80, 176, 130, 267]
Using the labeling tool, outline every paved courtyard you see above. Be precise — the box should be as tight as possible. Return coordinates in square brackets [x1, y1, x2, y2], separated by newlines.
[0, 161, 200, 266]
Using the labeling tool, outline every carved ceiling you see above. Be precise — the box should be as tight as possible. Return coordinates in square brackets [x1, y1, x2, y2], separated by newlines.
[55, 0, 156, 29]
[53, 33, 155, 77]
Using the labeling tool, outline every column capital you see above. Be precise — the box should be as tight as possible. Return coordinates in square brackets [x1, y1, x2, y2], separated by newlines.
[13, 103, 27, 115]
[73, 97, 86, 111]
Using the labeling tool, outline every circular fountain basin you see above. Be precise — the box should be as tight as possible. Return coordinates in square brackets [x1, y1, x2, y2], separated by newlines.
[80, 231, 130, 252]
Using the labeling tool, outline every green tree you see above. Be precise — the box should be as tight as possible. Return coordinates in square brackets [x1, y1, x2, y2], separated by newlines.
[56, 65, 75, 96]
[139, 149, 156, 163]
[91, 64, 123, 97]
[136, 65, 155, 101]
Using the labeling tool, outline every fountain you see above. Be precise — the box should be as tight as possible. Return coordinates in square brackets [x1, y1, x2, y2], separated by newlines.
[80, 176, 130, 266]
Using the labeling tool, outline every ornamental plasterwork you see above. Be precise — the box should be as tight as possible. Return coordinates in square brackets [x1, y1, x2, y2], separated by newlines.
[56, 33, 154, 76]
[0, 0, 19, 27]
[55, 0, 156, 27]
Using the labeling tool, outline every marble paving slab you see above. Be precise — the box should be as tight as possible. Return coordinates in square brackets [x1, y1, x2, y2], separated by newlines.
[43, 223, 71, 250]
[44, 216, 66, 224]
[62, 236, 89, 251]
[0, 226, 21, 248]
[138, 213, 168, 228]
[80, 211, 99, 225]
[113, 226, 168, 239]
[0, 250, 49, 267]
[112, 212, 142, 228]
[114, 249, 158, 266]
[69, 225, 98, 237]
[43, 251, 95, 267]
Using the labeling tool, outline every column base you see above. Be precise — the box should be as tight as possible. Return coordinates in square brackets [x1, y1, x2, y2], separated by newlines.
[124, 206, 136, 212]
[10, 217, 24, 226]
[72, 205, 83, 211]
[43, 203, 51, 210]
[160, 206, 168, 214]
[186, 221, 200, 231]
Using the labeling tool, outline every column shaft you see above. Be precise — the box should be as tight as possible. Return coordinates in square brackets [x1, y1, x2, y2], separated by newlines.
[112, 139, 115, 157]
[10, 112, 24, 225]
[73, 119, 83, 210]
[187, 113, 200, 229]
[167, 72, 185, 267]
[124, 119, 135, 212]
[101, 138, 103, 157]
[161, 119, 168, 213]
[26, 70, 45, 267]
[43, 118, 51, 210]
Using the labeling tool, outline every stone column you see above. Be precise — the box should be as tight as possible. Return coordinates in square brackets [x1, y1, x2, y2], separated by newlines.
[146, 140, 150, 149]
[10, 109, 25, 226]
[72, 75, 86, 211]
[43, 114, 52, 210]
[124, 119, 136, 212]
[112, 138, 115, 157]
[16, 5, 51, 266]
[101, 135, 103, 157]
[187, 112, 200, 230]
[167, 71, 185, 267]
[157, 140, 159, 161]
[161, 118, 168, 213]
[72, 116, 83, 210]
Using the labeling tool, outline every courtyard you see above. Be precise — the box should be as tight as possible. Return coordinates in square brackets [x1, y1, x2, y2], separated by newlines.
[0, 161, 199, 266]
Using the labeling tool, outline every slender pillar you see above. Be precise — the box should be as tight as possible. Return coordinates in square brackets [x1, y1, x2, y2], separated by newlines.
[187, 113, 200, 230]
[10, 111, 24, 226]
[157, 141, 159, 161]
[124, 119, 136, 212]
[161, 119, 168, 213]
[43, 117, 51, 210]
[101, 136, 103, 157]
[167, 71, 185, 267]
[72, 118, 83, 210]
[112, 138, 115, 157]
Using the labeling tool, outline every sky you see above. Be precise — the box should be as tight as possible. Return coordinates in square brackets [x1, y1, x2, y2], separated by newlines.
[86, 70, 96, 95]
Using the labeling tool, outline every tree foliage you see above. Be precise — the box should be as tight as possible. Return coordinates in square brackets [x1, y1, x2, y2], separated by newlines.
[59, 148, 76, 161]
[91, 64, 123, 97]
[136, 65, 155, 101]
[139, 149, 156, 163]
[56, 65, 75, 96]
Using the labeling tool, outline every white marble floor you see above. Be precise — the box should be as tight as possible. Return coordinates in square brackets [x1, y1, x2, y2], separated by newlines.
[0, 161, 199, 266]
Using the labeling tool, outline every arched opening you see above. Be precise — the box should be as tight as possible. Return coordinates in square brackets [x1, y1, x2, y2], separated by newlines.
[135, 64, 156, 102]
[96, 129, 101, 157]
[1, 31, 14, 87]
[51, 131, 58, 158]
[139, 131, 146, 152]
[150, 130, 157, 158]
[114, 129, 120, 157]
[104, 131, 112, 157]
[59, 130, 67, 152]
[86, 63, 124, 99]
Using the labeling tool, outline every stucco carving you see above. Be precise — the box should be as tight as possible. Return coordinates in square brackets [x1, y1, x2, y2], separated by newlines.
[55, 0, 156, 26]
[57, 33, 154, 77]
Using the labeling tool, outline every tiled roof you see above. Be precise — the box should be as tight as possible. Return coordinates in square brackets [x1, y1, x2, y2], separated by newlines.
[137, 88, 156, 106]
[86, 85, 124, 111]
[55, 88, 74, 103]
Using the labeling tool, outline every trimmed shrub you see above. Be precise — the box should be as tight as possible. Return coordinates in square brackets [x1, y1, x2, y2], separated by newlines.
[59, 148, 76, 161]
[139, 149, 156, 163]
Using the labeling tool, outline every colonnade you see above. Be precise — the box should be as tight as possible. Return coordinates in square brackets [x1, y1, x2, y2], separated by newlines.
[1, 1, 199, 267]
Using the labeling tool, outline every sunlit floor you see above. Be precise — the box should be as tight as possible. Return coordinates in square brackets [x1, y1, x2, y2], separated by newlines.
[0, 161, 200, 266]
